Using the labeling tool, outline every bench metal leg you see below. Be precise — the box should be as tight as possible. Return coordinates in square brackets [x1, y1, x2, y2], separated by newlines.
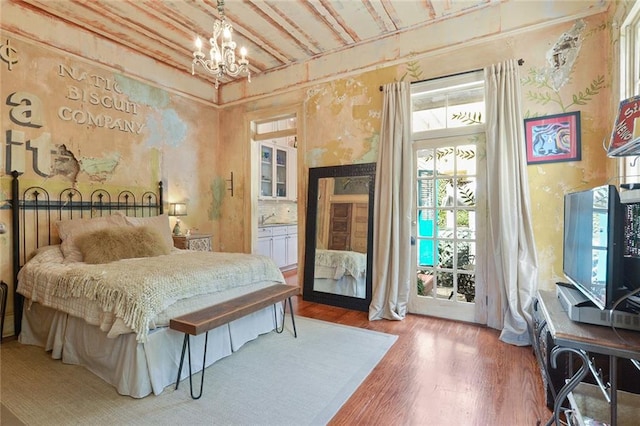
[175, 332, 209, 400]
[274, 297, 297, 338]
[175, 334, 188, 390]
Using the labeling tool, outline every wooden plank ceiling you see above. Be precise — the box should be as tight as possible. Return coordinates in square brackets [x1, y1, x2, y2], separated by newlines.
[15, 0, 497, 87]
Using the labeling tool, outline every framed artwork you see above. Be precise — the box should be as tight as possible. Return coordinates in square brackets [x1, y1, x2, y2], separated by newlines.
[524, 111, 581, 164]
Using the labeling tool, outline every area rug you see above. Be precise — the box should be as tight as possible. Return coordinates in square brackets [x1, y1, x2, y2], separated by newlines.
[0, 317, 397, 425]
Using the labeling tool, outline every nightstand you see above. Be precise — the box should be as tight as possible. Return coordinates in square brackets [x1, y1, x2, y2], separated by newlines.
[172, 234, 212, 251]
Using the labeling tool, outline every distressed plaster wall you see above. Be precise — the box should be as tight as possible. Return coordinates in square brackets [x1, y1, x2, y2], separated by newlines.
[224, 11, 615, 296]
[0, 33, 221, 329]
[518, 16, 614, 291]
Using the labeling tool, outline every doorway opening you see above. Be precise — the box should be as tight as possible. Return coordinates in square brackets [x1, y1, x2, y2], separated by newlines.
[250, 112, 300, 272]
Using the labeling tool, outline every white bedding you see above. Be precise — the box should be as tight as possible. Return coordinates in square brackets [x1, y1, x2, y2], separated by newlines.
[20, 300, 281, 397]
[314, 249, 366, 280]
[16, 244, 288, 398]
[17, 245, 285, 341]
[314, 249, 367, 297]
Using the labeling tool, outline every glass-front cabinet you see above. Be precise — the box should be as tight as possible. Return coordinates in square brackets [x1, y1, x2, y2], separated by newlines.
[260, 141, 296, 200]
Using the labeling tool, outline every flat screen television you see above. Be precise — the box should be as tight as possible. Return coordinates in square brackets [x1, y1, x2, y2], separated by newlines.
[562, 185, 626, 310]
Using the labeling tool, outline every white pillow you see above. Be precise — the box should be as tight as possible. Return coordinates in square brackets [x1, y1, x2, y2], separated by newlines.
[56, 214, 128, 263]
[123, 214, 173, 252]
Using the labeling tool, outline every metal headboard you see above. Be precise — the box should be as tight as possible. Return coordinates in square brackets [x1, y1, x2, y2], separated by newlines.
[10, 170, 164, 336]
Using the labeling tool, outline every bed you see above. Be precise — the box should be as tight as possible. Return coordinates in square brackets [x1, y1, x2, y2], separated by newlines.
[10, 173, 286, 398]
[312, 249, 367, 298]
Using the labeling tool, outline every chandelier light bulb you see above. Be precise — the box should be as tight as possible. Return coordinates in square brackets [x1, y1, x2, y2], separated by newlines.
[240, 46, 247, 59]
[223, 27, 231, 39]
[195, 37, 202, 52]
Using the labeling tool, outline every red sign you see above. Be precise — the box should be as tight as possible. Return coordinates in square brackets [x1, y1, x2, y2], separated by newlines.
[608, 95, 640, 156]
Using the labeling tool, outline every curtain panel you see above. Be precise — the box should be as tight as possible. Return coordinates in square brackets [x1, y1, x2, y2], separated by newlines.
[369, 82, 413, 321]
[484, 59, 539, 345]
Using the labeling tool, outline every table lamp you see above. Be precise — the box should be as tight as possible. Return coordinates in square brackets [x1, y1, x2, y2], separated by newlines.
[168, 203, 187, 235]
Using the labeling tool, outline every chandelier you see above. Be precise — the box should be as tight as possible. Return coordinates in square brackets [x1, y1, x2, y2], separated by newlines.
[191, 0, 250, 89]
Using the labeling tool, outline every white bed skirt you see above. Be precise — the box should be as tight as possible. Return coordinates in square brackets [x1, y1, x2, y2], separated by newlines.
[313, 276, 366, 298]
[19, 301, 283, 398]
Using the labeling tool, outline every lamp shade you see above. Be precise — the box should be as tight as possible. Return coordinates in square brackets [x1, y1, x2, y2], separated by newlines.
[168, 203, 187, 216]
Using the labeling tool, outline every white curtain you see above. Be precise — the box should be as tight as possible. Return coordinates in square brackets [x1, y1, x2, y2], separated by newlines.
[484, 60, 539, 345]
[369, 82, 413, 321]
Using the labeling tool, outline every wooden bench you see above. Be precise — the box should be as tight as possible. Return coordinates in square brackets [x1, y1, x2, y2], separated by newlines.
[170, 284, 299, 399]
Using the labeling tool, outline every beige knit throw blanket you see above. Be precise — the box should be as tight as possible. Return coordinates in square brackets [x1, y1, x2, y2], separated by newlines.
[50, 252, 285, 342]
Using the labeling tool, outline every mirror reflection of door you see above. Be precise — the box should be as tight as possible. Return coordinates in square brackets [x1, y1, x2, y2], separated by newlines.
[313, 176, 369, 299]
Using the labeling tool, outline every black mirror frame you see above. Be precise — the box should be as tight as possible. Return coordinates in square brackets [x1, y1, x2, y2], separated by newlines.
[303, 163, 376, 311]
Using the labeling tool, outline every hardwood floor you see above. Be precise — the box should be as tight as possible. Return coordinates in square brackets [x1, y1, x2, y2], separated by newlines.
[286, 273, 551, 425]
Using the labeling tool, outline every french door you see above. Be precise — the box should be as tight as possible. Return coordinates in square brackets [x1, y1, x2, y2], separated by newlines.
[408, 129, 486, 323]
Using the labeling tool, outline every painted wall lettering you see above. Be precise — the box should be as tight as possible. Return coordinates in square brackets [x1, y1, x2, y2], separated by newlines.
[57, 64, 145, 134]
[58, 65, 123, 93]
[0, 38, 18, 71]
[27, 132, 52, 176]
[66, 85, 139, 114]
[58, 106, 145, 133]
[4, 92, 55, 176]
[7, 91, 44, 127]
[5, 129, 26, 173]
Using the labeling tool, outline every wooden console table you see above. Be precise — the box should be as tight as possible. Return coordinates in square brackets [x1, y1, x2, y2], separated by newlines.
[534, 290, 640, 425]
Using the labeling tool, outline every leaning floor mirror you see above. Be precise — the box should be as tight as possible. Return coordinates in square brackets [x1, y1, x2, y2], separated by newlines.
[303, 163, 375, 312]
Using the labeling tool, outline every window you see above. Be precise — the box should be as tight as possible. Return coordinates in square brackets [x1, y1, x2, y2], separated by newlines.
[253, 114, 297, 142]
[412, 72, 484, 132]
[620, 2, 640, 179]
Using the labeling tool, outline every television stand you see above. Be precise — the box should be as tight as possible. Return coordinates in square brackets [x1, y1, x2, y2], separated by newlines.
[556, 285, 640, 332]
[534, 290, 640, 426]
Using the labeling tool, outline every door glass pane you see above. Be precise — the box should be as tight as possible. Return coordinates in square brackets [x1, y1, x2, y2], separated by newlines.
[438, 178, 454, 207]
[456, 145, 477, 173]
[437, 239, 453, 269]
[457, 211, 476, 240]
[417, 209, 435, 238]
[457, 241, 475, 270]
[436, 270, 454, 300]
[458, 271, 475, 303]
[456, 177, 476, 208]
[416, 148, 435, 173]
[416, 177, 434, 208]
[417, 270, 435, 296]
[436, 148, 455, 174]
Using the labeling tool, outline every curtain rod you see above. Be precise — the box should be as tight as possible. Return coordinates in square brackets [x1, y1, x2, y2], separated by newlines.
[379, 58, 524, 91]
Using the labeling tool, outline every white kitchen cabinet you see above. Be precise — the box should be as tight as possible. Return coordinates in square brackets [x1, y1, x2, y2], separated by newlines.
[256, 225, 298, 270]
[259, 142, 296, 201]
[285, 225, 298, 266]
[272, 234, 287, 268]
[255, 226, 273, 259]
